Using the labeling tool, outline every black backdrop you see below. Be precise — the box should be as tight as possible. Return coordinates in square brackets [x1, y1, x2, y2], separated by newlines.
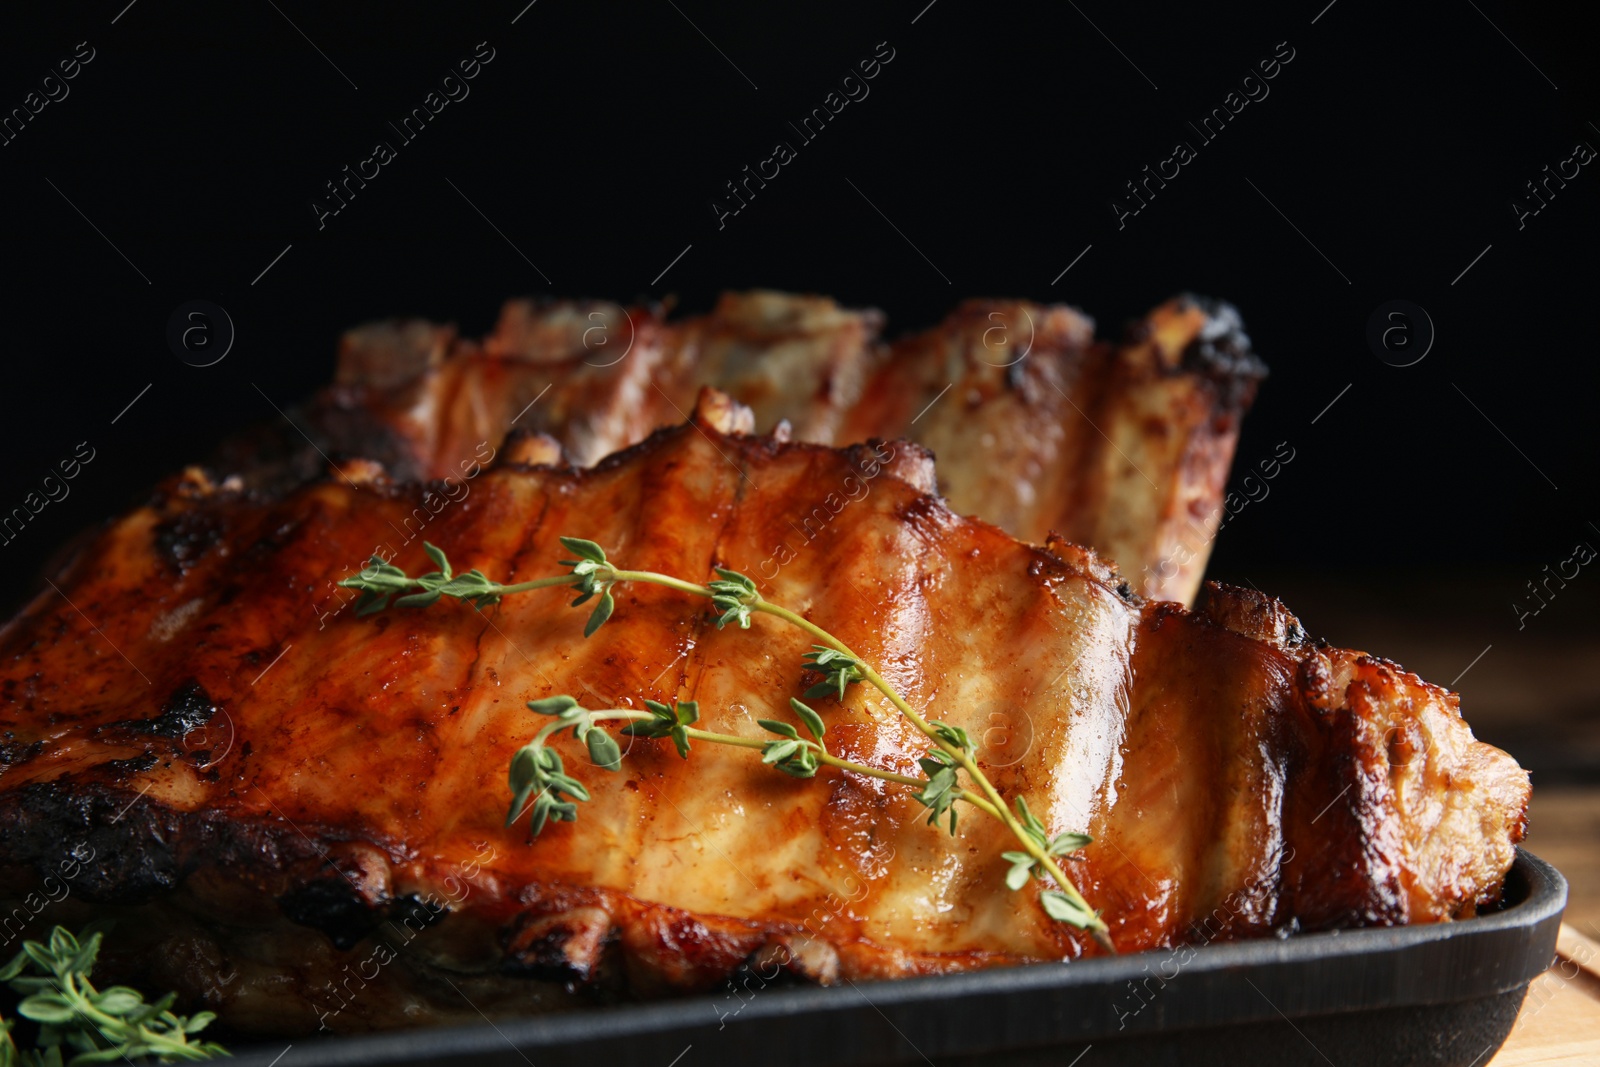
[1, 0, 1596, 616]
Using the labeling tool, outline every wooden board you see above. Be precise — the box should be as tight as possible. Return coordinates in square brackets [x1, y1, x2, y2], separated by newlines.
[1490, 925, 1600, 1065]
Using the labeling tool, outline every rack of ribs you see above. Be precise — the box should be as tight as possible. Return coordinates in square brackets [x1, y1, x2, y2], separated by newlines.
[0, 390, 1526, 1035]
[235, 291, 1267, 605]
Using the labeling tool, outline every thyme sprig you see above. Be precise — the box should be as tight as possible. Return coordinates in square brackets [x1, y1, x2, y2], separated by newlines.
[343, 540, 1111, 948]
[0, 924, 226, 1065]
[508, 695, 966, 804]
[756, 698, 828, 778]
[1003, 796, 1095, 911]
[343, 541, 583, 618]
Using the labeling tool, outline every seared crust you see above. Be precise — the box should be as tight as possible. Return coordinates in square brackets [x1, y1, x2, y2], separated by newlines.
[234, 291, 1263, 604]
[0, 393, 1520, 1035]
[841, 295, 1264, 604]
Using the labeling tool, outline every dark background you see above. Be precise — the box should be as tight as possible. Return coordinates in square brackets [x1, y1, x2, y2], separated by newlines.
[1, 1, 1596, 781]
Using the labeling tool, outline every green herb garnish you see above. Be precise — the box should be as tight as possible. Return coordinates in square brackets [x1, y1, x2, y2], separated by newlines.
[342, 540, 1110, 949]
[0, 924, 227, 1065]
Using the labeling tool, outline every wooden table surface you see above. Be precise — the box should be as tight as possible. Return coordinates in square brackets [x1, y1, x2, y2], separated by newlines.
[1487, 786, 1600, 1064]
[1490, 925, 1600, 1065]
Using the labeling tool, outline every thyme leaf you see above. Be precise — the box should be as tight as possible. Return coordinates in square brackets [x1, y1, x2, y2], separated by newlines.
[801, 646, 865, 701]
[762, 739, 820, 778]
[707, 567, 760, 629]
[929, 720, 974, 756]
[621, 699, 699, 759]
[528, 695, 580, 715]
[913, 750, 962, 835]
[1039, 890, 1101, 930]
[1002, 850, 1038, 891]
[557, 537, 607, 564]
[0, 925, 226, 1064]
[789, 698, 826, 740]
[585, 728, 623, 771]
[583, 589, 615, 637]
[1013, 796, 1093, 858]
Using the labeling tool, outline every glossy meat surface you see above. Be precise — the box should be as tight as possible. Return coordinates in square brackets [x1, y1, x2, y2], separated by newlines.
[261, 291, 1264, 603]
[0, 394, 1523, 1033]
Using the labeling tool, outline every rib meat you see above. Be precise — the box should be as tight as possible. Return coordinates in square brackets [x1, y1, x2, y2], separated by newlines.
[256, 291, 1264, 604]
[0, 392, 1523, 1035]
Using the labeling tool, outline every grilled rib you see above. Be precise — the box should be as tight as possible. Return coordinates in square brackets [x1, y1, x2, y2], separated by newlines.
[0, 391, 1525, 1034]
[262, 291, 1264, 604]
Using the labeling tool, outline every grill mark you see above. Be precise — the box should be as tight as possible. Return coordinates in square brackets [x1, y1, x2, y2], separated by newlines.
[0, 739, 43, 766]
[154, 510, 226, 576]
[101, 679, 217, 740]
